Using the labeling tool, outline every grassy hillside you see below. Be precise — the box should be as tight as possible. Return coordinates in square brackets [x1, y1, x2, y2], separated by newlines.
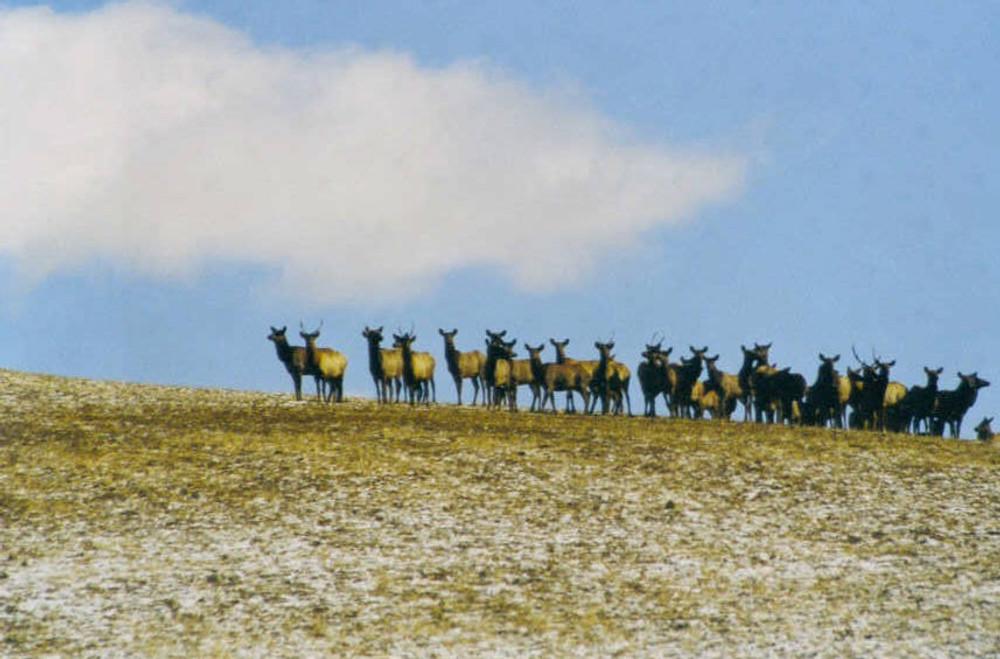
[2, 368, 999, 656]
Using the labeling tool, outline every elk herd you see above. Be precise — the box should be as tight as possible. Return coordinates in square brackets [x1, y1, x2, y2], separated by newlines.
[269, 324, 993, 440]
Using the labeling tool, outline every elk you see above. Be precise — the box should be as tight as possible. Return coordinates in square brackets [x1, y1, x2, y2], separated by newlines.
[846, 366, 867, 429]
[737, 345, 767, 421]
[438, 329, 486, 406]
[482, 329, 509, 406]
[674, 347, 709, 419]
[752, 362, 807, 424]
[509, 347, 541, 412]
[393, 332, 437, 405]
[483, 336, 517, 411]
[893, 367, 943, 434]
[852, 350, 903, 431]
[703, 354, 742, 421]
[549, 338, 600, 413]
[974, 417, 995, 441]
[530, 343, 592, 414]
[299, 323, 348, 403]
[362, 326, 403, 403]
[932, 372, 990, 438]
[593, 341, 632, 415]
[804, 354, 844, 428]
[267, 325, 323, 401]
[638, 344, 673, 418]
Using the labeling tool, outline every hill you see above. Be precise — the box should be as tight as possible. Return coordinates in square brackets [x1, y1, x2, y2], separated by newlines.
[1, 369, 999, 656]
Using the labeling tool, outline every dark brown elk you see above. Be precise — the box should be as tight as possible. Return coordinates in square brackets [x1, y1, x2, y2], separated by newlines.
[752, 361, 807, 424]
[593, 341, 632, 415]
[529, 343, 592, 414]
[846, 366, 867, 429]
[804, 354, 844, 428]
[737, 345, 767, 421]
[438, 328, 486, 406]
[393, 332, 437, 405]
[267, 325, 322, 401]
[895, 366, 943, 433]
[483, 329, 508, 406]
[974, 416, 995, 441]
[299, 324, 348, 403]
[674, 347, 709, 419]
[932, 372, 990, 438]
[483, 335, 517, 411]
[362, 326, 403, 403]
[853, 351, 904, 431]
[703, 354, 742, 420]
[638, 344, 673, 418]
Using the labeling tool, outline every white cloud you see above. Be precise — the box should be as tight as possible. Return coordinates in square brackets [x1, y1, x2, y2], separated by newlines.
[0, 2, 747, 304]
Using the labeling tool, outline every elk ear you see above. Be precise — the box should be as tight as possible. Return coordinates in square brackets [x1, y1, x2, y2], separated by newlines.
[833, 354, 840, 362]
[819, 353, 825, 361]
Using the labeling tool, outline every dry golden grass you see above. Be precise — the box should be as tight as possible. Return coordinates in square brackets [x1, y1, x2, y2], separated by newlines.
[2, 368, 999, 656]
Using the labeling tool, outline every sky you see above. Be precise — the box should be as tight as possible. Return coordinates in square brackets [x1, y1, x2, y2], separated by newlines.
[1, 1, 998, 434]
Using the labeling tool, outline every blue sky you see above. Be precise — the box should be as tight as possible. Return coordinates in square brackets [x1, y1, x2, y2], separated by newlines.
[1, 1, 998, 433]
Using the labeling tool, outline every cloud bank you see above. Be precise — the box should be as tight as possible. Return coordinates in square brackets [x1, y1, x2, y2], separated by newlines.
[0, 2, 746, 304]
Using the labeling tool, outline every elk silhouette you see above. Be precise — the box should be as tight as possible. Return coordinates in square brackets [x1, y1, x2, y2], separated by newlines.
[804, 354, 844, 428]
[895, 367, 943, 434]
[932, 372, 990, 438]
[674, 347, 709, 419]
[974, 416, 995, 441]
[638, 343, 673, 418]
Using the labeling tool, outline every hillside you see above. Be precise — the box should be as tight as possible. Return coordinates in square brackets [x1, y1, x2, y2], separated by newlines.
[1, 368, 999, 656]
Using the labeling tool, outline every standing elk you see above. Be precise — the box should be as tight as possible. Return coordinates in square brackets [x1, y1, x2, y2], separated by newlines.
[267, 325, 323, 401]
[674, 347, 709, 419]
[738, 345, 767, 421]
[703, 354, 742, 421]
[804, 354, 844, 428]
[510, 347, 541, 412]
[393, 332, 437, 405]
[362, 326, 403, 403]
[894, 367, 943, 434]
[438, 329, 486, 406]
[974, 417, 995, 441]
[932, 372, 990, 438]
[638, 344, 673, 418]
[852, 350, 904, 431]
[483, 335, 517, 411]
[529, 343, 592, 414]
[752, 361, 807, 424]
[549, 338, 600, 413]
[299, 323, 348, 403]
[593, 341, 632, 415]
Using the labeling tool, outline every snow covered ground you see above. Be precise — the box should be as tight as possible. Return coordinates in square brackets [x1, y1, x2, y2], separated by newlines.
[2, 369, 999, 656]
